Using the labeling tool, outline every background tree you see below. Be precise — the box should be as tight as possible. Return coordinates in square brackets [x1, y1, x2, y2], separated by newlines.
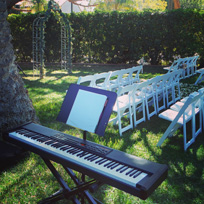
[96, 0, 167, 11]
[179, 0, 203, 9]
[31, 0, 48, 12]
[167, 0, 204, 9]
[0, 0, 38, 159]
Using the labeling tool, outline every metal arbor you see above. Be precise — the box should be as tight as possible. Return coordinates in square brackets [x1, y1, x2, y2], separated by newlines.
[32, 0, 71, 78]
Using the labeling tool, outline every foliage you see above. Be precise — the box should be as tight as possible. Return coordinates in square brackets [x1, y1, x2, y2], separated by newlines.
[179, 0, 204, 9]
[31, 0, 48, 13]
[166, 0, 204, 10]
[7, 9, 204, 65]
[96, 0, 167, 11]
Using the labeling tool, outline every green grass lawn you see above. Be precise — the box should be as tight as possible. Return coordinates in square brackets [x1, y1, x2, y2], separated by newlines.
[1, 64, 204, 204]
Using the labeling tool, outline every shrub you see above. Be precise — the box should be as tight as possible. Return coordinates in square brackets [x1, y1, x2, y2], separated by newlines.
[7, 9, 204, 66]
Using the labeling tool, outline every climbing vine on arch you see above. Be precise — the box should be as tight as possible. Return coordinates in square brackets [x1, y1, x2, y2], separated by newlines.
[32, 0, 72, 78]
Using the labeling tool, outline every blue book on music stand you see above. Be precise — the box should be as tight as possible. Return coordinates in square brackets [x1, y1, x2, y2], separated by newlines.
[57, 84, 117, 136]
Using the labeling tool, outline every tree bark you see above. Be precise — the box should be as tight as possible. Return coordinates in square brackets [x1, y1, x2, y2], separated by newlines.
[0, 0, 38, 138]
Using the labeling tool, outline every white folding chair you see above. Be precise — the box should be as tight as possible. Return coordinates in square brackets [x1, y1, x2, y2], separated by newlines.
[163, 71, 181, 108]
[92, 72, 111, 90]
[120, 69, 132, 86]
[108, 70, 122, 91]
[185, 56, 194, 77]
[191, 55, 199, 75]
[157, 92, 204, 151]
[195, 68, 204, 85]
[128, 65, 142, 84]
[165, 58, 183, 73]
[180, 92, 198, 103]
[181, 57, 190, 78]
[132, 82, 146, 127]
[198, 88, 204, 129]
[163, 73, 174, 107]
[108, 69, 129, 91]
[141, 78, 157, 120]
[153, 75, 166, 113]
[77, 75, 95, 87]
[171, 69, 182, 102]
[109, 84, 134, 136]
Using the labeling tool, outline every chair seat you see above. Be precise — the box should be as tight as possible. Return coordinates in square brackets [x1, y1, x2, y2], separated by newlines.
[112, 95, 130, 111]
[159, 108, 200, 125]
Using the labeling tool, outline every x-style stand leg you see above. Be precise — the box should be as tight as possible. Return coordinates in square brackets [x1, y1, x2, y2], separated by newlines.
[38, 157, 103, 204]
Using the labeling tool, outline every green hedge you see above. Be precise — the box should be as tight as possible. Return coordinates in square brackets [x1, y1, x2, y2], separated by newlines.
[7, 9, 204, 66]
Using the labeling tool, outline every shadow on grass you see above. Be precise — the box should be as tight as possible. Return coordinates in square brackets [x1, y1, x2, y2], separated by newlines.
[94, 111, 204, 203]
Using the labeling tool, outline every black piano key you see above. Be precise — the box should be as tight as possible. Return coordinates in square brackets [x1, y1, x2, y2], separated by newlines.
[30, 135, 42, 140]
[95, 158, 106, 164]
[110, 163, 120, 170]
[59, 145, 72, 151]
[57, 142, 65, 148]
[22, 133, 34, 138]
[87, 155, 97, 160]
[87, 155, 99, 161]
[77, 151, 89, 157]
[50, 142, 59, 147]
[68, 148, 82, 154]
[71, 149, 82, 155]
[84, 154, 94, 160]
[104, 161, 113, 167]
[25, 132, 37, 137]
[89, 156, 100, 162]
[133, 171, 141, 178]
[98, 159, 108, 165]
[16, 129, 27, 133]
[36, 136, 49, 142]
[44, 140, 55, 145]
[126, 168, 134, 176]
[119, 166, 129, 173]
[116, 165, 125, 172]
[37, 138, 48, 143]
[129, 170, 138, 177]
[52, 143, 65, 148]
[107, 162, 117, 168]
[16, 129, 26, 133]
[67, 148, 78, 154]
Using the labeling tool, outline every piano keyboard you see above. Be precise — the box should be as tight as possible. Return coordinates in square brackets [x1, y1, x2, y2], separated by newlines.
[4, 123, 168, 200]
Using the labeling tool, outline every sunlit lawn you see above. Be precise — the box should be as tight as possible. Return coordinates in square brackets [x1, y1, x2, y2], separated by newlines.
[1, 64, 204, 204]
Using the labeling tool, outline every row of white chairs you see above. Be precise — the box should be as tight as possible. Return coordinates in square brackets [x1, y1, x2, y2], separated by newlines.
[164, 55, 199, 79]
[158, 87, 204, 151]
[77, 65, 143, 91]
[110, 70, 183, 136]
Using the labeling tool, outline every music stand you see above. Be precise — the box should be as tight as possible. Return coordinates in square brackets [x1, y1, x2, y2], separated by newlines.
[57, 83, 117, 137]
[39, 84, 117, 204]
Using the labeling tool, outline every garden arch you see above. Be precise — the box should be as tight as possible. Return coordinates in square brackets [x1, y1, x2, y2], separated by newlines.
[32, 0, 71, 78]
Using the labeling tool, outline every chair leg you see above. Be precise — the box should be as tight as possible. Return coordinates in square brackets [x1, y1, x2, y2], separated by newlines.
[166, 87, 174, 107]
[145, 96, 157, 120]
[118, 107, 133, 136]
[133, 101, 146, 127]
[156, 91, 166, 113]
[174, 83, 181, 102]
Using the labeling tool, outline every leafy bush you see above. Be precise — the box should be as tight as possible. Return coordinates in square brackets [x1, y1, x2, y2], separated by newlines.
[7, 9, 204, 66]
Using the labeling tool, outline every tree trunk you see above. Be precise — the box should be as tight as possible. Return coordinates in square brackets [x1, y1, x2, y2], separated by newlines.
[0, 0, 38, 139]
